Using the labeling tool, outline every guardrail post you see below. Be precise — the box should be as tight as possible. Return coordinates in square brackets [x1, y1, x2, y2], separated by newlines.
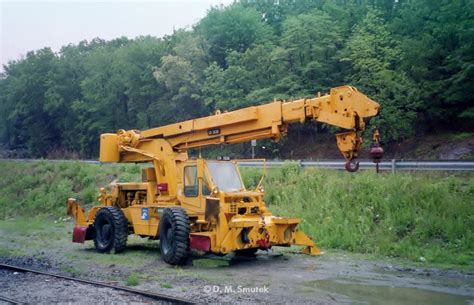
[391, 159, 396, 173]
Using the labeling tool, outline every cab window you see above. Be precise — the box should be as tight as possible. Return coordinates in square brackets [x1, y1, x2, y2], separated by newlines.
[206, 161, 244, 192]
[202, 173, 210, 196]
[184, 166, 198, 197]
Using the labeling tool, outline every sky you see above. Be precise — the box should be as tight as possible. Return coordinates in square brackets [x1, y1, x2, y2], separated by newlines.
[0, 0, 233, 68]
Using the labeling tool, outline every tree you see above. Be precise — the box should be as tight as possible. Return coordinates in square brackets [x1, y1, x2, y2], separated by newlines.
[74, 37, 166, 156]
[202, 43, 290, 111]
[280, 9, 345, 95]
[342, 9, 420, 141]
[393, 0, 474, 128]
[2, 48, 58, 156]
[197, 4, 273, 67]
[0, 1, 472, 158]
[43, 44, 87, 152]
[153, 54, 205, 122]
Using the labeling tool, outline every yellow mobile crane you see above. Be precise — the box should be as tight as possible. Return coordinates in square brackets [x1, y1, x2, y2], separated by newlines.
[67, 86, 380, 265]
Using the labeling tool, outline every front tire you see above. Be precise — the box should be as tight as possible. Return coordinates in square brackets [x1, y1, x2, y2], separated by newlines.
[159, 207, 190, 265]
[93, 206, 128, 253]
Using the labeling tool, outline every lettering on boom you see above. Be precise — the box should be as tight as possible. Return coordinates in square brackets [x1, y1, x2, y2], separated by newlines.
[207, 128, 220, 136]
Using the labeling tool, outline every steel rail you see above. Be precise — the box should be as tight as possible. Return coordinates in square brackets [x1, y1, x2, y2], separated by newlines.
[0, 294, 20, 304]
[0, 263, 194, 304]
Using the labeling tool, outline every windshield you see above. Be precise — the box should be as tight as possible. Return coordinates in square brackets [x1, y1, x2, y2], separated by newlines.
[206, 161, 244, 192]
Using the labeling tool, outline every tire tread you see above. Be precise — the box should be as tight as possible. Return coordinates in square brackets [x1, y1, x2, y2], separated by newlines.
[159, 207, 190, 265]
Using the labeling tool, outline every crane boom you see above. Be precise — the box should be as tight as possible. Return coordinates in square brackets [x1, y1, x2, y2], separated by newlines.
[102, 86, 379, 164]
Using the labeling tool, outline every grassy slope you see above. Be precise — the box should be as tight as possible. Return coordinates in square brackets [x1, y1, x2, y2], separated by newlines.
[0, 161, 141, 218]
[0, 160, 472, 267]
[243, 165, 473, 266]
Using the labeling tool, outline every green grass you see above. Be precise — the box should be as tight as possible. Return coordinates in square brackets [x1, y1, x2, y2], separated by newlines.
[62, 266, 83, 277]
[453, 132, 473, 141]
[161, 282, 173, 289]
[0, 160, 472, 267]
[126, 273, 140, 286]
[0, 247, 26, 257]
[0, 217, 70, 252]
[192, 258, 230, 268]
[242, 164, 474, 266]
[0, 160, 140, 218]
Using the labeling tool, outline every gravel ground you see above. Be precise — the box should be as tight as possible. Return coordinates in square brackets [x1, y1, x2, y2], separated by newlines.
[1, 252, 473, 304]
[1, 220, 473, 305]
[0, 268, 159, 304]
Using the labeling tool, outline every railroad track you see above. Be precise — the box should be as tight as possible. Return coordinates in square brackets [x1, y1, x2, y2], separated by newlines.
[0, 294, 19, 305]
[0, 263, 194, 304]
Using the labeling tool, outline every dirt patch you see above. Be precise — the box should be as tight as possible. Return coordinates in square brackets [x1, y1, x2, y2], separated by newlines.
[374, 132, 474, 160]
[277, 131, 474, 160]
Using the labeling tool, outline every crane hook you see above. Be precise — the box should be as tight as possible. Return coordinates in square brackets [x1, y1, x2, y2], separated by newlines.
[345, 159, 359, 172]
[370, 127, 384, 173]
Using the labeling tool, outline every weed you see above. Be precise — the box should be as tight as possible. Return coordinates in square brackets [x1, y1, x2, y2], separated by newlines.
[453, 132, 473, 141]
[161, 282, 173, 289]
[63, 266, 82, 277]
[126, 273, 140, 286]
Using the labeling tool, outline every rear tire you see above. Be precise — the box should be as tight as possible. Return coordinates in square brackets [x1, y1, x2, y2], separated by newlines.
[159, 207, 190, 265]
[93, 206, 128, 253]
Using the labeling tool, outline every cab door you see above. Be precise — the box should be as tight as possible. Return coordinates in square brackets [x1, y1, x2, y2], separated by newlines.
[180, 159, 208, 214]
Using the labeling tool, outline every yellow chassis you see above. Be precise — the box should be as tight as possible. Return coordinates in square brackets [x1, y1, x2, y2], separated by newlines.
[67, 198, 321, 256]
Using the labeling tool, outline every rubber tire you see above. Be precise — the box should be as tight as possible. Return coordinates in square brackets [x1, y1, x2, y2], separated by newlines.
[235, 248, 258, 257]
[93, 206, 128, 253]
[159, 207, 190, 265]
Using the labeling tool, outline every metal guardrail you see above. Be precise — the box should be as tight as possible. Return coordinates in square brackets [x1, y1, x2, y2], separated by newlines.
[0, 158, 473, 172]
[236, 160, 474, 172]
[0, 158, 102, 164]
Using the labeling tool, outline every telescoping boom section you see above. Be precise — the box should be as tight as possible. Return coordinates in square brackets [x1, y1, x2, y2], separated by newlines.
[67, 86, 380, 265]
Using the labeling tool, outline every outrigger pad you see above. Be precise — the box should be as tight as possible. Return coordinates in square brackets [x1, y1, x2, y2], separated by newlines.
[293, 231, 322, 256]
[302, 246, 321, 256]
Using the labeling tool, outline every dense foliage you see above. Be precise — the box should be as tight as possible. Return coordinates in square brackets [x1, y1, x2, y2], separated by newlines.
[1, 0, 473, 158]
